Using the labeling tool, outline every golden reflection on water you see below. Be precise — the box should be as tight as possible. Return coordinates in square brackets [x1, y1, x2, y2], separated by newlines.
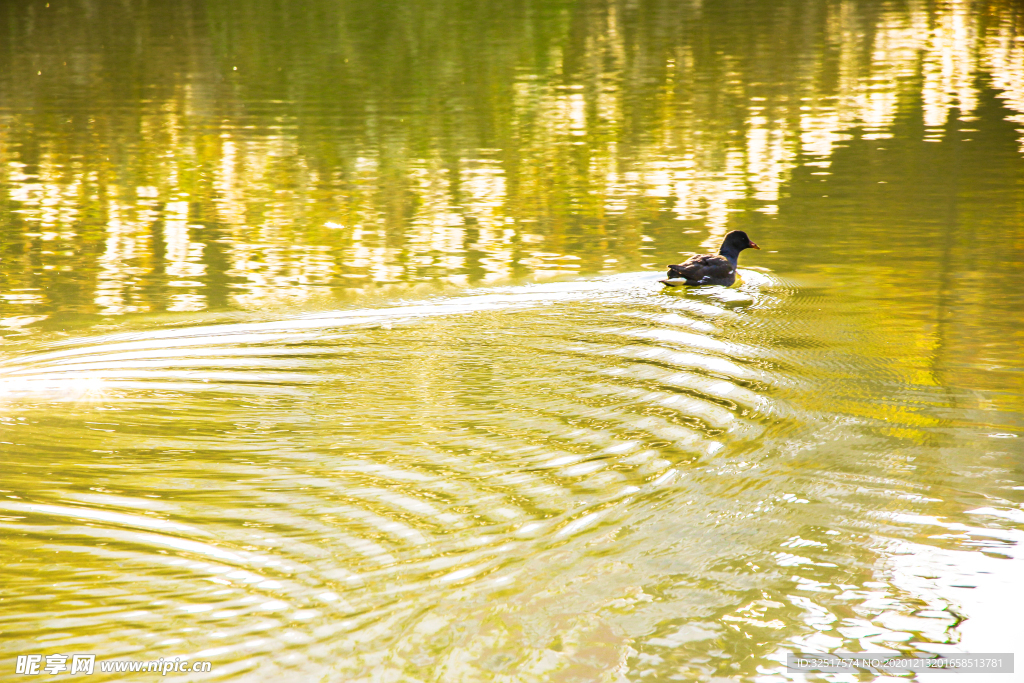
[0, 272, 1020, 680]
[1, 0, 1023, 319]
[0, 0, 1023, 681]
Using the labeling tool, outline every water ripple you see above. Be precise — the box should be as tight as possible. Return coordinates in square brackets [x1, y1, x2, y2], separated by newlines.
[0, 273, 1019, 680]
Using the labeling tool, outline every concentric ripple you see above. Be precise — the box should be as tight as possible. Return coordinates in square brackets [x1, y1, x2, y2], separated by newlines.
[1, 272, 1021, 681]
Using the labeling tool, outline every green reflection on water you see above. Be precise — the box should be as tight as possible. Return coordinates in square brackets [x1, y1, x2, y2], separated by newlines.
[2, 0, 1022, 325]
[0, 0, 1023, 681]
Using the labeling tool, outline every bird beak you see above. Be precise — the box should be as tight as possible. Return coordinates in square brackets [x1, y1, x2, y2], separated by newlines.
[749, 242, 760, 250]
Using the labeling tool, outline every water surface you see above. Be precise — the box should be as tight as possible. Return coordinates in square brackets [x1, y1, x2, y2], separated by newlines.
[1, 0, 1023, 680]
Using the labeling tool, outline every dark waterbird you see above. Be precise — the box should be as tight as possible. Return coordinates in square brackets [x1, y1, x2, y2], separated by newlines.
[661, 231, 760, 287]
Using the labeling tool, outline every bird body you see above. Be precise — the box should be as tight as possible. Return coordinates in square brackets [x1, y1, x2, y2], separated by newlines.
[661, 231, 760, 287]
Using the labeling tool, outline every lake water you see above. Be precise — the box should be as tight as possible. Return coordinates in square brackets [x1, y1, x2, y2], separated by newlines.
[1, 0, 1022, 680]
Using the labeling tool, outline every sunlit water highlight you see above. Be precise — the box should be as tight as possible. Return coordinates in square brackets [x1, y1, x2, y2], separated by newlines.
[1, 272, 1020, 681]
[2, 0, 1024, 679]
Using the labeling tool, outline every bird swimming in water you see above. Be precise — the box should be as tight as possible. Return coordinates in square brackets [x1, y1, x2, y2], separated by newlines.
[660, 231, 760, 287]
